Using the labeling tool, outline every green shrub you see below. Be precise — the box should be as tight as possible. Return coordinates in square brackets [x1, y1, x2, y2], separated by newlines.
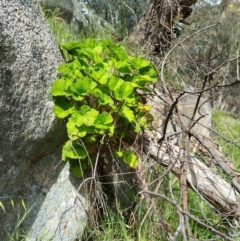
[51, 38, 157, 177]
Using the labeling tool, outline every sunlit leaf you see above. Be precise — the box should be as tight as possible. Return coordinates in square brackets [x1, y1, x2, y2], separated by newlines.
[84, 109, 99, 126]
[132, 56, 151, 69]
[98, 93, 114, 106]
[62, 140, 88, 160]
[71, 77, 97, 100]
[10, 198, 15, 210]
[113, 81, 133, 101]
[78, 125, 95, 137]
[61, 42, 81, 52]
[53, 97, 76, 118]
[114, 150, 123, 158]
[113, 60, 131, 73]
[51, 78, 72, 96]
[79, 105, 91, 114]
[113, 48, 128, 61]
[132, 74, 157, 87]
[0, 201, 6, 213]
[138, 103, 151, 111]
[108, 76, 124, 90]
[93, 45, 103, 54]
[122, 150, 138, 168]
[67, 122, 79, 140]
[94, 112, 113, 129]
[99, 73, 111, 85]
[90, 68, 105, 82]
[120, 104, 135, 122]
[70, 112, 84, 127]
[21, 199, 27, 211]
[91, 88, 102, 97]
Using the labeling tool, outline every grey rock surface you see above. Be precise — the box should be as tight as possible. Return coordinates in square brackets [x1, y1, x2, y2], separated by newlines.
[0, 1, 88, 240]
[24, 149, 88, 241]
[39, 0, 111, 33]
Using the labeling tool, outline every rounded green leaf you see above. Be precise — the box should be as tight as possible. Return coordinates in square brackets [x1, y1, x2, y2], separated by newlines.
[62, 140, 88, 161]
[114, 150, 123, 158]
[94, 48, 103, 63]
[53, 97, 76, 118]
[133, 74, 157, 88]
[57, 63, 71, 75]
[78, 125, 95, 137]
[90, 68, 105, 83]
[74, 69, 83, 78]
[94, 112, 113, 129]
[98, 93, 114, 106]
[51, 78, 72, 96]
[79, 105, 91, 114]
[70, 77, 97, 100]
[122, 150, 138, 168]
[61, 42, 81, 52]
[99, 73, 111, 85]
[113, 48, 128, 61]
[91, 88, 102, 97]
[132, 56, 151, 69]
[113, 81, 133, 101]
[93, 45, 103, 54]
[84, 109, 99, 126]
[113, 60, 131, 73]
[119, 104, 135, 122]
[66, 118, 80, 139]
[107, 76, 124, 91]
[71, 112, 85, 127]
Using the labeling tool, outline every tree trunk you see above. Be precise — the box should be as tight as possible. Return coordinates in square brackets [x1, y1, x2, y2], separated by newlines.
[128, 0, 197, 56]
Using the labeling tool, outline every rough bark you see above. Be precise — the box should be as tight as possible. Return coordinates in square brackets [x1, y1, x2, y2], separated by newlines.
[128, 0, 197, 56]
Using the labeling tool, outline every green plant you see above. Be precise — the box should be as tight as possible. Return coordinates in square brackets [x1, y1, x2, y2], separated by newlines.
[42, 7, 115, 45]
[83, 211, 135, 241]
[0, 198, 31, 241]
[137, 169, 226, 241]
[51, 38, 157, 177]
[213, 109, 240, 169]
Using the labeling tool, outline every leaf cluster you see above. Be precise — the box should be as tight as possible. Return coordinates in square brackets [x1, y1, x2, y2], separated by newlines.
[51, 39, 157, 177]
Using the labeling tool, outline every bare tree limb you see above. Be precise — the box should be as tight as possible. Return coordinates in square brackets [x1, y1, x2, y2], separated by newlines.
[142, 189, 235, 241]
[142, 135, 240, 216]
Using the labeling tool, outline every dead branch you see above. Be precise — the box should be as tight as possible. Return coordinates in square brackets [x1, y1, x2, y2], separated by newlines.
[142, 190, 235, 241]
[142, 135, 240, 219]
[144, 91, 240, 219]
[192, 133, 240, 195]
